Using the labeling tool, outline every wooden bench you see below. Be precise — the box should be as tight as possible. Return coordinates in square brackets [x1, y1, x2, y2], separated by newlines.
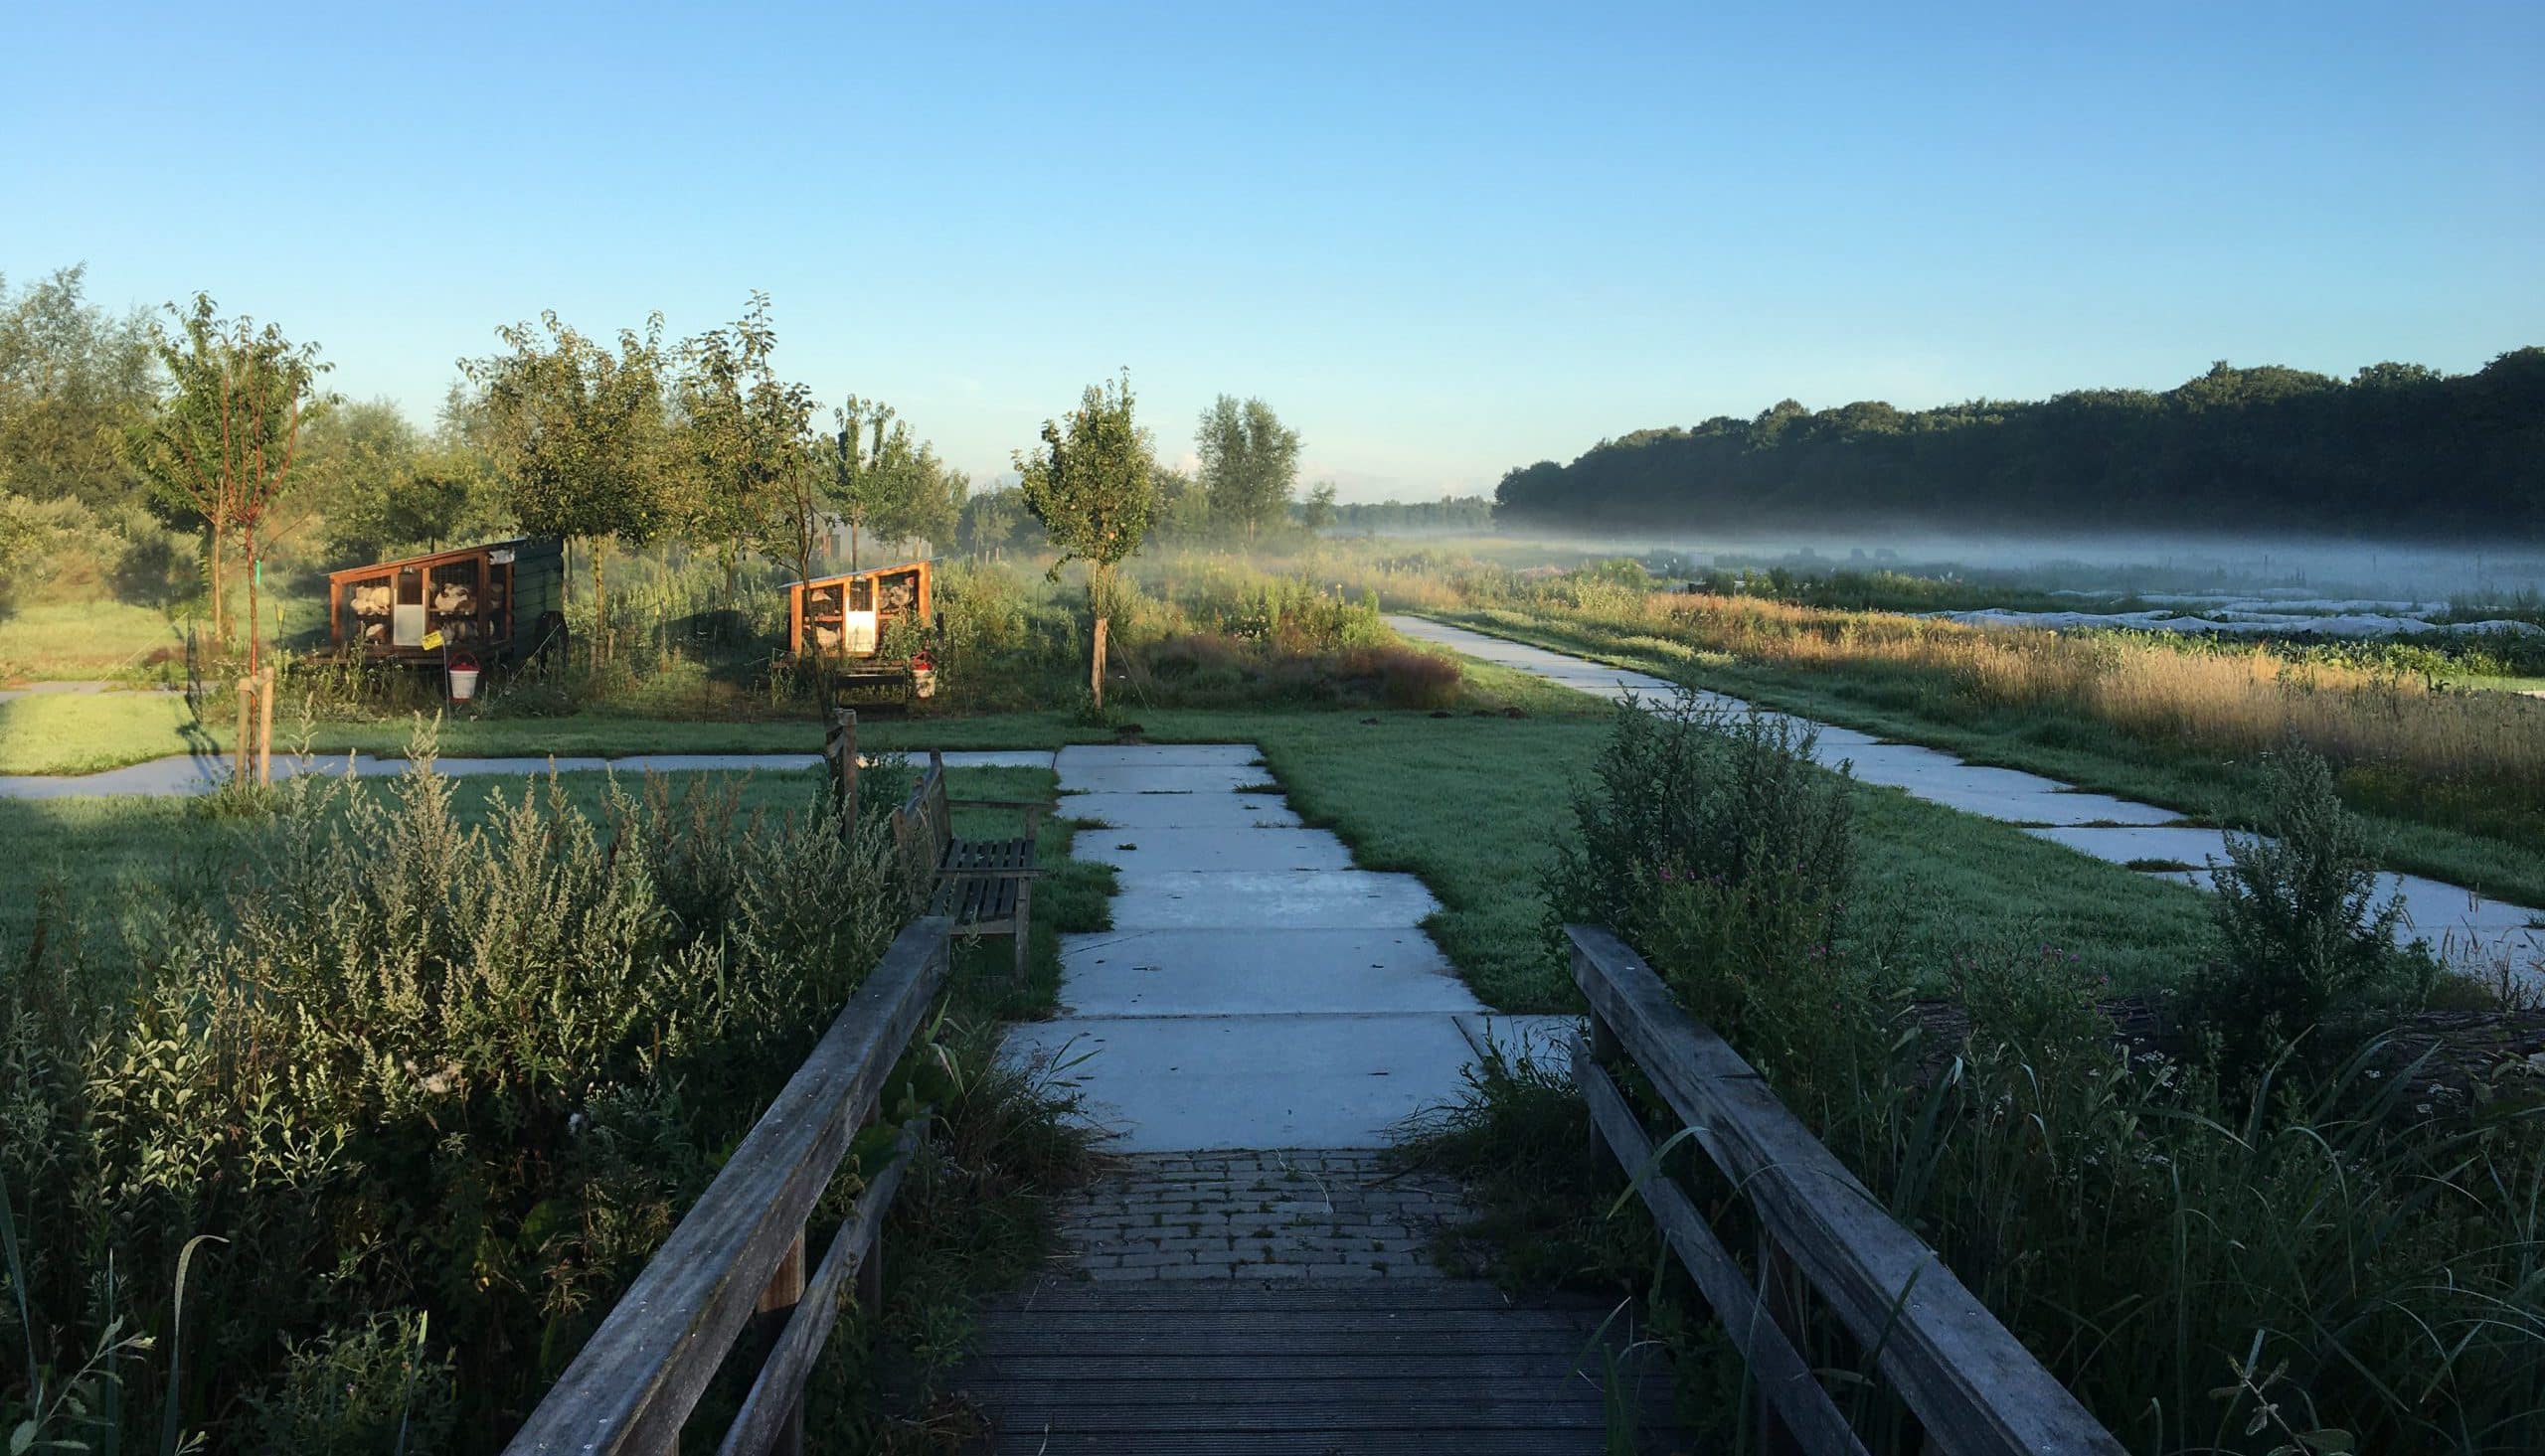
[894, 750, 1045, 978]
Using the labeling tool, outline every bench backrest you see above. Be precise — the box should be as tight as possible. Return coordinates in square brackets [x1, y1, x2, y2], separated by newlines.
[891, 752, 954, 877]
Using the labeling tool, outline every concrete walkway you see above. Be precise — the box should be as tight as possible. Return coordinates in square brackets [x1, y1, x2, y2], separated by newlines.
[1002, 743, 1547, 1152]
[0, 747, 1053, 800]
[1391, 614, 2545, 986]
[963, 754, 1660, 1451]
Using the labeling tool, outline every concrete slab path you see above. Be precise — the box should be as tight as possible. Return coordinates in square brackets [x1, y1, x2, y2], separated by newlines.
[1004, 743, 1518, 1153]
[1392, 614, 2544, 986]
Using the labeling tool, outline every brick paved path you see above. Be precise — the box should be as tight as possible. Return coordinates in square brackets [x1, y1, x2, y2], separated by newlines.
[1046, 1151, 1463, 1284]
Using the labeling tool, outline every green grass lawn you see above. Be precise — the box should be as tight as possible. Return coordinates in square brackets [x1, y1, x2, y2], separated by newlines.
[0, 690, 215, 773]
[0, 692, 1096, 776]
[0, 599, 202, 681]
[0, 595, 334, 683]
[1428, 606, 2545, 908]
[0, 627, 1582, 777]
[1153, 709, 2215, 1010]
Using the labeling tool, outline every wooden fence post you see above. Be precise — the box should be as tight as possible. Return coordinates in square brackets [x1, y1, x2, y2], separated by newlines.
[856, 1228, 883, 1319]
[1574, 936, 1623, 1179]
[1755, 1233, 1805, 1456]
[753, 1227, 808, 1456]
[255, 664, 275, 785]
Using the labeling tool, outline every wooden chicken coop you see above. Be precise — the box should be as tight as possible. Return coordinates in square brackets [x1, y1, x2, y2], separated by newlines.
[327, 538, 566, 664]
[787, 560, 936, 701]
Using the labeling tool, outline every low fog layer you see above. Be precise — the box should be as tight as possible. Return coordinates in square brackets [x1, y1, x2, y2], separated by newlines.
[1380, 527, 2545, 606]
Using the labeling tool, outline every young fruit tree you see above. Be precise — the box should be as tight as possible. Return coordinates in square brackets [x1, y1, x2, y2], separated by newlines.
[122, 294, 331, 671]
[462, 311, 671, 629]
[1017, 372, 1154, 709]
[678, 292, 816, 585]
[1195, 393, 1299, 543]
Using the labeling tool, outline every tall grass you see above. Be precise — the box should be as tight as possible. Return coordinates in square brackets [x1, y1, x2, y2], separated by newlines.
[1357, 549, 2545, 865]
[1636, 588, 2541, 798]
[1509, 692, 2545, 1454]
[0, 727, 924, 1449]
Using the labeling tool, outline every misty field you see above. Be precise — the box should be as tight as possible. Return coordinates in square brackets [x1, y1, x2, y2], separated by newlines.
[1332, 548, 2545, 904]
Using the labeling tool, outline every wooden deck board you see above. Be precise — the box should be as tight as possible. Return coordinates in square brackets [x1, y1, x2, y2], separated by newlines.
[953, 1278, 1687, 1453]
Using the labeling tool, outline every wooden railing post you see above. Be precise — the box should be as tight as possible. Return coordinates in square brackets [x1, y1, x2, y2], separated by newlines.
[856, 1227, 884, 1317]
[1573, 937, 1623, 1178]
[1756, 1234, 1805, 1456]
[753, 1228, 808, 1456]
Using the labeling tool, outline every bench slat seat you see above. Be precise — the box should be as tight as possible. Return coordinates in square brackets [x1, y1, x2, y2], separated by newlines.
[893, 751, 1044, 979]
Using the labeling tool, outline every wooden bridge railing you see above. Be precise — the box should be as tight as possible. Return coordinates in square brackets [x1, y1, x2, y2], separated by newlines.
[505, 916, 955, 1456]
[1566, 924, 2123, 1456]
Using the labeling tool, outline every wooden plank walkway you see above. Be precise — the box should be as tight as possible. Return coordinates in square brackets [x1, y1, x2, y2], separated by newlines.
[956, 1280, 1681, 1453]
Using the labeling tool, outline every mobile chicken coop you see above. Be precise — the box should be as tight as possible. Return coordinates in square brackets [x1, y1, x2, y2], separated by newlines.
[326, 538, 566, 664]
[786, 560, 936, 701]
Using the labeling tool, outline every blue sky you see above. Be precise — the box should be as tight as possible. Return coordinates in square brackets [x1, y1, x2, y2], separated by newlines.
[6, 2, 2539, 499]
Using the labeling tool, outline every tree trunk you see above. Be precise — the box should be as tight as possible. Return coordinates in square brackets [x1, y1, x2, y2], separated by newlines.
[206, 523, 229, 649]
[243, 530, 261, 676]
[850, 520, 861, 571]
[1090, 562, 1110, 710]
[590, 538, 608, 661]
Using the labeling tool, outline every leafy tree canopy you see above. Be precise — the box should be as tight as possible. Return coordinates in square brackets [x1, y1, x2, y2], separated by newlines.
[1492, 350, 2545, 539]
[461, 311, 672, 551]
[1017, 371, 1153, 585]
[1195, 394, 1299, 542]
[0, 265, 159, 509]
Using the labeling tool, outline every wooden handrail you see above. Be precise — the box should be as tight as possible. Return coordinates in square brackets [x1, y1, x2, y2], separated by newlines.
[1566, 924, 2123, 1456]
[506, 916, 955, 1456]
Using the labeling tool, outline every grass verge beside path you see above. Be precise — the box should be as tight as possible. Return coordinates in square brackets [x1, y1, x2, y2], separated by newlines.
[0, 622, 1578, 778]
[0, 699, 1137, 777]
[1430, 606, 2545, 909]
[1134, 696, 2215, 1010]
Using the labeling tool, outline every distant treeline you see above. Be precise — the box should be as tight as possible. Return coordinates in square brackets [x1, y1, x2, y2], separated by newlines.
[1330, 496, 1493, 533]
[1493, 351, 2545, 539]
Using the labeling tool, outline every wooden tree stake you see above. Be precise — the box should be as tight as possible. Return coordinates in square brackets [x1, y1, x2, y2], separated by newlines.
[234, 676, 252, 783]
[255, 663, 276, 785]
[1091, 616, 1109, 710]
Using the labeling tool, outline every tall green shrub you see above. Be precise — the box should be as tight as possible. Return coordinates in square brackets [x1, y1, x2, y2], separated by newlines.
[2198, 748, 2438, 1067]
[1543, 699, 2544, 1452]
[1, 732, 918, 1449]
[1549, 688, 1854, 999]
